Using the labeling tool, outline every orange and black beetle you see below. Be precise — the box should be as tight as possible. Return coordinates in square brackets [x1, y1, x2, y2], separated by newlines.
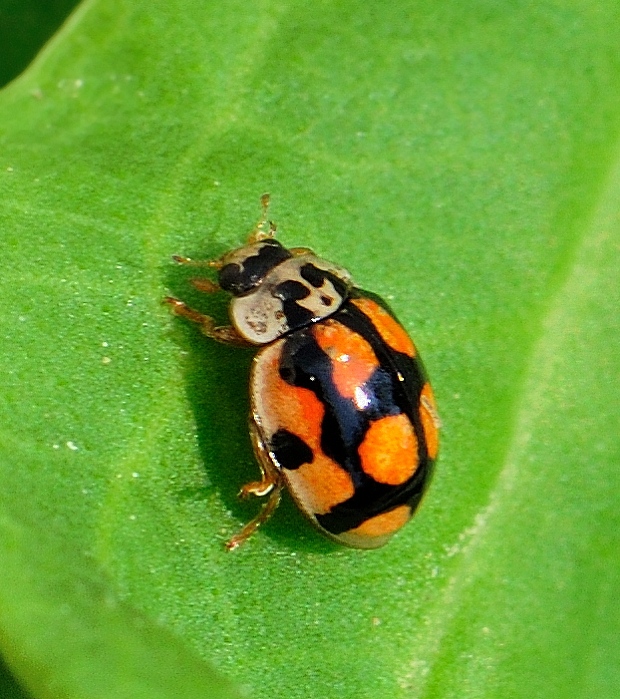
[166, 196, 439, 550]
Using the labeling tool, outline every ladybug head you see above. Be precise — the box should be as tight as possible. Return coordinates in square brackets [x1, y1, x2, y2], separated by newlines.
[217, 239, 292, 296]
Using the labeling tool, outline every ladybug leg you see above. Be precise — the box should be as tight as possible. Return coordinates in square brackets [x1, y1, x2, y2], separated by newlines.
[238, 422, 282, 498]
[171, 257, 222, 295]
[288, 247, 314, 256]
[421, 393, 442, 429]
[172, 254, 224, 271]
[225, 422, 284, 550]
[190, 278, 220, 293]
[163, 297, 253, 347]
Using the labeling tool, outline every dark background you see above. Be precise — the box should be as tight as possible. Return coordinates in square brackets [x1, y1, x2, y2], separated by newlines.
[0, 0, 79, 87]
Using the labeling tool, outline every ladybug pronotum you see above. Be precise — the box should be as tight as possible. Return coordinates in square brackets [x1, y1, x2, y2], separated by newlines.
[166, 195, 439, 550]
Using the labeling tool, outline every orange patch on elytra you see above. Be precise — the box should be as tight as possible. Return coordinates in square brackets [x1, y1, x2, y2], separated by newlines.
[251, 341, 354, 514]
[358, 414, 418, 485]
[347, 505, 411, 538]
[351, 297, 416, 357]
[313, 319, 379, 400]
[252, 343, 324, 452]
[284, 453, 355, 515]
[420, 383, 439, 460]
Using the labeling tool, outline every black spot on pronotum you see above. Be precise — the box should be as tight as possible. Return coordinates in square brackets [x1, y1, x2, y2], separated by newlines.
[273, 280, 311, 302]
[299, 263, 350, 301]
[269, 429, 313, 470]
[218, 240, 292, 295]
[299, 263, 326, 288]
[272, 280, 315, 331]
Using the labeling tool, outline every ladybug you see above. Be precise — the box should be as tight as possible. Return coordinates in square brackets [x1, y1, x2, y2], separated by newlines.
[165, 195, 439, 550]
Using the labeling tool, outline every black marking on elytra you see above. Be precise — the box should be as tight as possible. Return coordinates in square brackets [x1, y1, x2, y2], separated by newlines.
[269, 429, 313, 470]
[279, 328, 365, 480]
[218, 239, 292, 295]
[315, 459, 433, 534]
[337, 291, 427, 440]
[361, 368, 402, 421]
[279, 292, 435, 536]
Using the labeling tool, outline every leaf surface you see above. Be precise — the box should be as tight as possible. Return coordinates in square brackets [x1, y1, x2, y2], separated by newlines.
[0, 1, 619, 698]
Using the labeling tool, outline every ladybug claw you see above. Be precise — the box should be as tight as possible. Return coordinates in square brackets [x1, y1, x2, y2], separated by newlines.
[238, 480, 276, 499]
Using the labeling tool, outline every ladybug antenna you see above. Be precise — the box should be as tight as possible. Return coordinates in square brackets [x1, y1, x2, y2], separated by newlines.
[248, 193, 276, 242]
[260, 192, 271, 218]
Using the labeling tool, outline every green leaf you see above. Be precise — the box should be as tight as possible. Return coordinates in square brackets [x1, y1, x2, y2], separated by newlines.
[0, 504, 243, 699]
[1, 1, 619, 698]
